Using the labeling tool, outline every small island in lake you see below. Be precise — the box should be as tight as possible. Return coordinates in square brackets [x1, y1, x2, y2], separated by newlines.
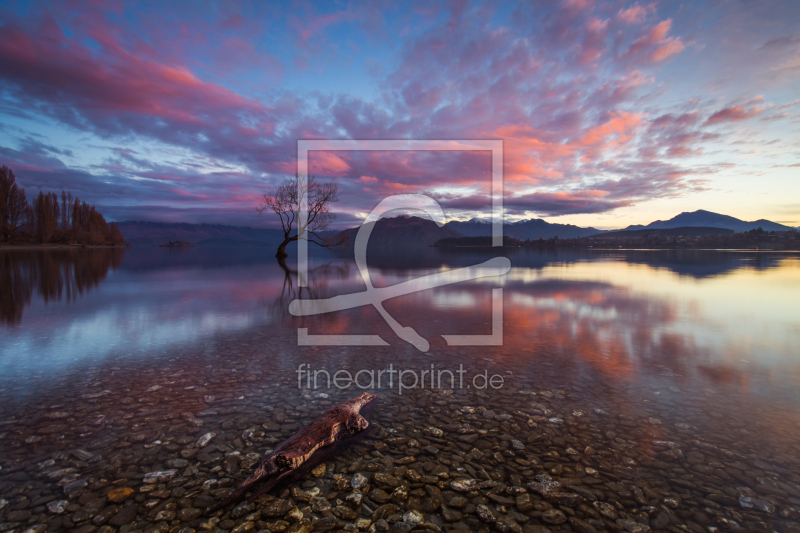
[159, 240, 195, 248]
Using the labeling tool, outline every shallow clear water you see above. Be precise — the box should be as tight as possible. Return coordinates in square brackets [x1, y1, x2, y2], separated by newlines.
[1, 247, 799, 532]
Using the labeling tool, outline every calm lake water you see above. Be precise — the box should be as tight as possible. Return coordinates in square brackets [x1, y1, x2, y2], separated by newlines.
[1, 247, 799, 532]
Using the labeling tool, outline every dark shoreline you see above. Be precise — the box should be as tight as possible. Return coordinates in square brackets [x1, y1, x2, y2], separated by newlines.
[433, 244, 799, 251]
[0, 244, 129, 251]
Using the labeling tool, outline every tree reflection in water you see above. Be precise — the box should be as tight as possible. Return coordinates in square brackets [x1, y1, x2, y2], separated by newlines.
[269, 257, 350, 321]
[0, 248, 125, 325]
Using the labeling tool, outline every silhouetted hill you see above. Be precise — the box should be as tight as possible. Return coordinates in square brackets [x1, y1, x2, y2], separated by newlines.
[596, 226, 734, 238]
[623, 210, 791, 232]
[337, 215, 464, 248]
[444, 218, 494, 236]
[117, 221, 285, 247]
[445, 217, 604, 239]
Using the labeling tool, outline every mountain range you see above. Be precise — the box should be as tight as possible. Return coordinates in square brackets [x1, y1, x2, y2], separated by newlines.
[446, 218, 604, 239]
[597, 226, 734, 238]
[616, 210, 792, 233]
[336, 214, 464, 248]
[117, 221, 286, 247]
[117, 210, 794, 247]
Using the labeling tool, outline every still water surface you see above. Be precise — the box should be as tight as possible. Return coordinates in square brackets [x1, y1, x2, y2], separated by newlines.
[0, 247, 799, 532]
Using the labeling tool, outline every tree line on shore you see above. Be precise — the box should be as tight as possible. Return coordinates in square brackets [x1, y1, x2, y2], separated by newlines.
[435, 229, 797, 250]
[0, 165, 125, 246]
[435, 235, 527, 247]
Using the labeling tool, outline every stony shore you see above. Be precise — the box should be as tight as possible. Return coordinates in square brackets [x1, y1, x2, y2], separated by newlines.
[1, 372, 799, 533]
[1, 314, 799, 533]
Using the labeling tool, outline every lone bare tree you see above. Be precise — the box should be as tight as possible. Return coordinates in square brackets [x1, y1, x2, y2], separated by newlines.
[258, 174, 346, 259]
[0, 165, 28, 242]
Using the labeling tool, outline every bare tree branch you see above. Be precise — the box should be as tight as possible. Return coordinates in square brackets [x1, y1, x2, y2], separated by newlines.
[258, 174, 348, 259]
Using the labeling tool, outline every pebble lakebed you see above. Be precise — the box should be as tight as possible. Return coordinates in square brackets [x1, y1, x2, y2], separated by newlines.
[1, 331, 800, 533]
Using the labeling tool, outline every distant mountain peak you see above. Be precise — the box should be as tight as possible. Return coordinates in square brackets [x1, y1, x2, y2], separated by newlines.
[337, 214, 463, 247]
[623, 210, 790, 233]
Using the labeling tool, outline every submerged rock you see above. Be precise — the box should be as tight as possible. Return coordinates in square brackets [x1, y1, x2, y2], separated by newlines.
[542, 509, 567, 525]
[196, 431, 217, 447]
[449, 478, 477, 492]
[47, 500, 68, 514]
[476, 504, 496, 523]
[739, 496, 775, 514]
[143, 469, 177, 484]
[351, 472, 368, 489]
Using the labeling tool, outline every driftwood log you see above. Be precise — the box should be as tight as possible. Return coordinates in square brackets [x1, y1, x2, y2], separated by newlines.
[207, 392, 378, 513]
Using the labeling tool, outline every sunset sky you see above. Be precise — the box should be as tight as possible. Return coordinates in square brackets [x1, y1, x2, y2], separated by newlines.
[0, 0, 798, 229]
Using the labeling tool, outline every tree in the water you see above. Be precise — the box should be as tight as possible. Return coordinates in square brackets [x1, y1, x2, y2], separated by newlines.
[258, 174, 345, 259]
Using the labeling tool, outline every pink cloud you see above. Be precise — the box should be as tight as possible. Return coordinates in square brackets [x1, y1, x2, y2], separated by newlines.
[172, 188, 215, 200]
[383, 182, 417, 192]
[620, 19, 685, 64]
[574, 111, 644, 162]
[506, 190, 631, 216]
[564, 0, 594, 14]
[705, 97, 767, 125]
[0, 22, 273, 134]
[436, 189, 631, 217]
[494, 124, 575, 182]
[309, 152, 352, 176]
[641, 111, 706, 158]
[616, 4, 653, 25]
[0, 2, 735, 225]
[579, 17, 610, 64]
